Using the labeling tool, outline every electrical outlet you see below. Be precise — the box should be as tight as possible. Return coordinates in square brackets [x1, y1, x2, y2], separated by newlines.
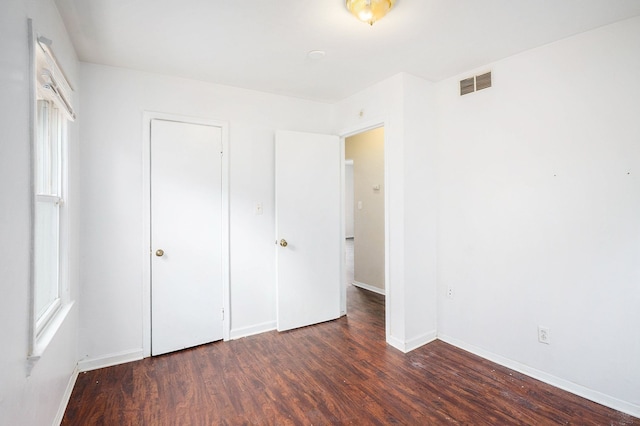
[447, 286, 454, 299]
[538, 326, 551, 344]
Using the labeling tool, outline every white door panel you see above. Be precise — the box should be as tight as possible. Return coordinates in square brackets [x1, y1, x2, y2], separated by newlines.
[276, 130, 341, 332]
[151, 119, 223, 356]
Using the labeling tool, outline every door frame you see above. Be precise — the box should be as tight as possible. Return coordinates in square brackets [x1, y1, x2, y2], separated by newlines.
[141, 111, 230, 357]
[339, 119, 390, 340]
[344, 159, 355, 239]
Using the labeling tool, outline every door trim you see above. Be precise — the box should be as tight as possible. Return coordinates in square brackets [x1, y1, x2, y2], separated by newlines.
[141, 111, 230, 357]
[339, 118, 390, 342]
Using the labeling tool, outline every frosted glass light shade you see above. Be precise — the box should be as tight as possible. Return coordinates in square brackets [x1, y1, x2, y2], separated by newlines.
[346, 0, 396, 25]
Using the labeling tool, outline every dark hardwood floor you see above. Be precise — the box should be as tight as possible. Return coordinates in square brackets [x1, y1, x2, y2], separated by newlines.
[63, 285, 638, 425]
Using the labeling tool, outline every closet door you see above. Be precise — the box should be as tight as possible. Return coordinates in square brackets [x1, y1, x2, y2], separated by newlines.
[150, 119, 223, 355]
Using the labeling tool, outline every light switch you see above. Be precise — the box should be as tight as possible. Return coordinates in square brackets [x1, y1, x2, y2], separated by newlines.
[255, 202, 263, 215]
[373, 184, 380, 191]
[357, 201, 363, 210]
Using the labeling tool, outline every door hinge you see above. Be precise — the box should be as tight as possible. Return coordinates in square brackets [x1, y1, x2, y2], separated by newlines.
[221, 308, 225, 321]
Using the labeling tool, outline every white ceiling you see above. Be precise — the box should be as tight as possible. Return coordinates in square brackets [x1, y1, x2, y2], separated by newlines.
[54, 0, 640, 102]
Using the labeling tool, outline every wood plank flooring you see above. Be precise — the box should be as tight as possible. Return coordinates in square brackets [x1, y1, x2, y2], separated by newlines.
[63, 285, 638, 425]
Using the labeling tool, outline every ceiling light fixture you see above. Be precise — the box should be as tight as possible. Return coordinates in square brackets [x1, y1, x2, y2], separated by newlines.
[346, 0, 396, 25]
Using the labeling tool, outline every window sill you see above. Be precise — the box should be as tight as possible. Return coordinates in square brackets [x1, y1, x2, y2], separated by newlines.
[27, 300, 75, 376]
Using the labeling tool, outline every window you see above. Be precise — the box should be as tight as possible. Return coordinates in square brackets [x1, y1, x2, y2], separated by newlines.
[34, 99, 65, 335]
[29, 23, 76, 356]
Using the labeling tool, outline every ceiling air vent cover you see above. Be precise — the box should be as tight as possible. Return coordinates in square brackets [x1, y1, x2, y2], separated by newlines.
[460, 71, 492, 96]
[460, 77, 475, 96]
[475, 72, 492, 91]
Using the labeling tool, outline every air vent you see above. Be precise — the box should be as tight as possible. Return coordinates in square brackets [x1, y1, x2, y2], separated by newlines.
[460, 71, 492, 96]
[460, 77, 475, 96]
[475, 72, 492, 91]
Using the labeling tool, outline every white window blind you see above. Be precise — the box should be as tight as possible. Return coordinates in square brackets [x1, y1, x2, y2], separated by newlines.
[35, 36, 76, 121]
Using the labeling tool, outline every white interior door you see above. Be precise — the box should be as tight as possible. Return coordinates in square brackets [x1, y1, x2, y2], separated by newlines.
[151, 119, 223, 356]
[275, 130, 342, 332]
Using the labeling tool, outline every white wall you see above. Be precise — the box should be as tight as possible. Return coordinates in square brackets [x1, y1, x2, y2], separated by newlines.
[402, 74, 438, 344]
[334, 73, 439, 352]
[436, 16, 640, 415]
[78, 64, 334, 362]
[0, 0, 80, 424]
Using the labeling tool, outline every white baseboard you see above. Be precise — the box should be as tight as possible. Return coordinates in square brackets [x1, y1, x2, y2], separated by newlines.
[438, 334, 640, 419]
[53, 364, 79, 426]
[230, 321, 277, 340]
[78, 349, 144, 372]
[387, 334, 406, 352]
[387, 331, 437, 353]
[352, 281, 385, 296]
[405, 331, 438, 352]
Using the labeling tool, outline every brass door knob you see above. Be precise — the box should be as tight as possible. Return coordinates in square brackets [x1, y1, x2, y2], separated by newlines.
[156, 249, 164, 257]
[279, 239, 288, 247]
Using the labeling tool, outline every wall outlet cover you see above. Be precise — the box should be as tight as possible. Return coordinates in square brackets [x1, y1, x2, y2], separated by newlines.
[538, 326, 551, 344]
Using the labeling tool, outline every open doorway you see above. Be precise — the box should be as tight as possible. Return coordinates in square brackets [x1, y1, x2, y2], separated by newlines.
[344, 126, 385, 321]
